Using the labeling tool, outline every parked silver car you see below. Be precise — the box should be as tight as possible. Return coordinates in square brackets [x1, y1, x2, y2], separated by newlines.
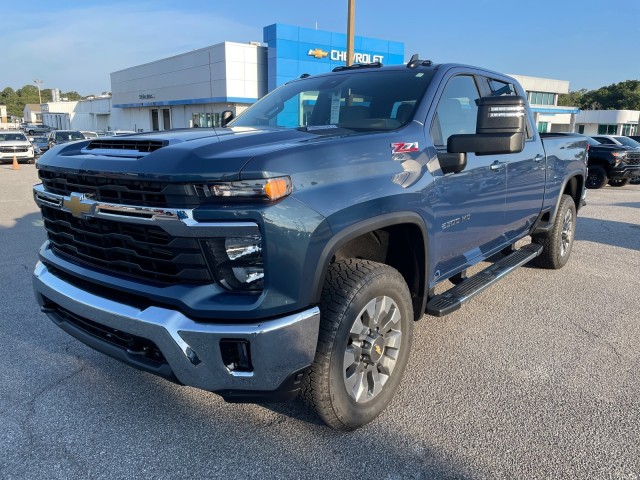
[47, 130, 86, 149]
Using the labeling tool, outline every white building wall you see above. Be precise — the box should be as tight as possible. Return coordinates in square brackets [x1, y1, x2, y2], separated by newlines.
[575, 110, 640, 135]
[509, 75, 570, 95]
[110, 42, 267, 130]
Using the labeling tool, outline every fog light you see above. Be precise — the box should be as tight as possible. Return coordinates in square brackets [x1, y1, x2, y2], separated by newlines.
[225, 236, 261, 261]
[220, 339, 252, 372]
[203, 236, 264, 292]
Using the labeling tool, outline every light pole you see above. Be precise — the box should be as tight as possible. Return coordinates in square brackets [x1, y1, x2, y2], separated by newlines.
[34, 79, 43, 104]
[346, 0, 355, 66]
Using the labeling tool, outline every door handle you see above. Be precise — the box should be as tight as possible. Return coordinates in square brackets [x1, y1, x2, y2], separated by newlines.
[490, 161, 504, 171]
[534, 154, 544, 163]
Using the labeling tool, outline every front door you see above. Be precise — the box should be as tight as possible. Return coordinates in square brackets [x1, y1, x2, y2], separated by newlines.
[429, 74, 508, 280]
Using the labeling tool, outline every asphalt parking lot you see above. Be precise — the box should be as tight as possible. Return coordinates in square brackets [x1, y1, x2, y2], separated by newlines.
[1, 163, 639, 479]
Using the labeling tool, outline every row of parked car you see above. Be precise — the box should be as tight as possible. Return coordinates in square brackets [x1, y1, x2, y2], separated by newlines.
[0, 126, 137, 164]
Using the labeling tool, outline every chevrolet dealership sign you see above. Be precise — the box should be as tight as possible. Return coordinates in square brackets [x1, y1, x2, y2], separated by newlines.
[308, 48, 384, 63]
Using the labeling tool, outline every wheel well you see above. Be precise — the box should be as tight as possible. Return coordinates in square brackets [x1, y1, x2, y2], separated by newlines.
[588, 159, 610, 173]
[563, 175, 583, 210]
[332, 224, 426, 320]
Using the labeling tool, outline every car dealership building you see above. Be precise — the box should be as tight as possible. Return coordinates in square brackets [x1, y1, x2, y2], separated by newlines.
[108, 23, 403, 131]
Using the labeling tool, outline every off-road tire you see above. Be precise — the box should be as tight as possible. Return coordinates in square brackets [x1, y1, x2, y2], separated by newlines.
[586, 165, 608, 189]
[532, 194, 576, 269]
[301, 259, 413, 431]
[608, 178, 630, 187]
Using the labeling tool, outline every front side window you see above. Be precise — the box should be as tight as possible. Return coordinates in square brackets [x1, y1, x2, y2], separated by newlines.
[430, 75, 480, 147]
[231, 69, 435, 131]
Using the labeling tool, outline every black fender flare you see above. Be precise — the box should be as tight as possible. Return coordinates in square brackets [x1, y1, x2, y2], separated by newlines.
[310, 211, 430, 314]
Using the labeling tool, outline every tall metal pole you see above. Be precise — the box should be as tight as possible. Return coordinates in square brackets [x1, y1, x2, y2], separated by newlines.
[34, 79, 43, 104]
[346, 0, 355, 66]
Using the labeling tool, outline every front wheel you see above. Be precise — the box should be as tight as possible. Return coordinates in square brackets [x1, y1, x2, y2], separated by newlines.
[586, 165, 608, 189]
[301, 259, 413, 431]
[532, 194, 576, 269]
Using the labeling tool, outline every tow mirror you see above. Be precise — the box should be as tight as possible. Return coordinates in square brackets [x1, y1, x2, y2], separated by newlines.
[221, 110, 234, 127]
[448, 96, 526, 155]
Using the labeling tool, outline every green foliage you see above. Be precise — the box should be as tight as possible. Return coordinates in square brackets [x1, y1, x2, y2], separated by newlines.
[0, 84, 83, 118]
[559, 80, 640, 110]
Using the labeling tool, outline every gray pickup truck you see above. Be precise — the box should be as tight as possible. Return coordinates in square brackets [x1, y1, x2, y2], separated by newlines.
[32, 57, 587, 430]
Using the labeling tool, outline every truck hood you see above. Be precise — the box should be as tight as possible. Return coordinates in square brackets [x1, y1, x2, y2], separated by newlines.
[36, 127, 351, 182]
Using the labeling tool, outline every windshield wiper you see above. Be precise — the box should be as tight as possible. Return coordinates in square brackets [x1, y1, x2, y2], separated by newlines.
[297, 125, 356, 135]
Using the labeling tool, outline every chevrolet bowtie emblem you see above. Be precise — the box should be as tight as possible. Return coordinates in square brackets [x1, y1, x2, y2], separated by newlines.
[308, 48, 328, 59]
[64, 193, 93, 218]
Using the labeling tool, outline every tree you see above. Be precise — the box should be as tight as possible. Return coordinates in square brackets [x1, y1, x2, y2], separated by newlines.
[558, 89, 587, 107]
[570, 80, 640, 110]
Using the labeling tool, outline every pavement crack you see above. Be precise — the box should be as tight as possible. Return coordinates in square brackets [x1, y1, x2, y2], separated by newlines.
[569, 320, 623, 362]
[23, 361, 86, 453]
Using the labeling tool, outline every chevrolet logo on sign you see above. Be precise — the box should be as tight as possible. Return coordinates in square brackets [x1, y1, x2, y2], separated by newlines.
[64, 193, 93, 218]
[307, 48, 329, 59]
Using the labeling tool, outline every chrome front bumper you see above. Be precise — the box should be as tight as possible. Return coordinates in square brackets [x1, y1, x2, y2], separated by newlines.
[33, 261, 320, 394]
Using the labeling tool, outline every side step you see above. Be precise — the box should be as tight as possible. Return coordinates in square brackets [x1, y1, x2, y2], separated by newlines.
[426, 243, 543, 317]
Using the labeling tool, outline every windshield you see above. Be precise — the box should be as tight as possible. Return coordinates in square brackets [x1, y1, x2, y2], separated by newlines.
[615, 136, 640, 148]
[231, 69, 435, 131]
[0, 133, 28, 142]
[56, 131, 85, 141]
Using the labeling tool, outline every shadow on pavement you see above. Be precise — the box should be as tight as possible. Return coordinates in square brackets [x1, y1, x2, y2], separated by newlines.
[575, 216, 640, 252]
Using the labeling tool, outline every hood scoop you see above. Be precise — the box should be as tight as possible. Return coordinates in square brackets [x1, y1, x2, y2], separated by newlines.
[81, 138, 170, 157]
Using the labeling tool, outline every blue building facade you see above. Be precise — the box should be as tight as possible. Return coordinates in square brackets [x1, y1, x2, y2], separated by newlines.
[263, 24, 405, 91]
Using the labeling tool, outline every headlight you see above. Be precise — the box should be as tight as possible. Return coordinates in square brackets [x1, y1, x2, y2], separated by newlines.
[195, 176, 292, 202]
[611, 151, 627, 164]
[204, 236, 264, 292]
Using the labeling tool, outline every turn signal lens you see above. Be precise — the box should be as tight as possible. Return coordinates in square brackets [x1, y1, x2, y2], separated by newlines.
[264, 178, 292, 200]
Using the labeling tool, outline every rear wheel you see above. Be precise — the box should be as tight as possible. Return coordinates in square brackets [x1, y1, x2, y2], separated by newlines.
[586, 165, 608, 189]
[608, 178, 630, 187]
[630, 176, 640, 185]
[301, 259, 413, 431]
[532, 194, 576, 269]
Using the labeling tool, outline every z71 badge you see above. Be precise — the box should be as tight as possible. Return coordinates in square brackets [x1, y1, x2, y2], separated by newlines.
[391, 142, 420, 154]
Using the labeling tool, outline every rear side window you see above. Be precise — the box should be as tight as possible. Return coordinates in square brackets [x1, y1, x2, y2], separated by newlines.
[430, 75, 480, 147]
[486, 76, 533, 140]
[487, 78, 517, 96]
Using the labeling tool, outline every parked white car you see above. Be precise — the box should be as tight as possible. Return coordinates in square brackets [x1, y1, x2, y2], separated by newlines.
[0, 131, 36, 164]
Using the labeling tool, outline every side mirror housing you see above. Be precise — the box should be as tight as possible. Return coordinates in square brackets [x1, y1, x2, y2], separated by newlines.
[221, 110, 234, 127]
[448, 96, 526, 156]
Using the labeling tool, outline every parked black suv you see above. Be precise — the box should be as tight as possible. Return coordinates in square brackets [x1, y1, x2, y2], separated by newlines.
[585, 136, 640, 188]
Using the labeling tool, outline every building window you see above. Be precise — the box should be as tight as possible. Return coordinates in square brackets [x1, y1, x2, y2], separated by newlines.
[162, 109, 171, 130]
[192, 112, 221, 128]
[577, 125, 585, 134]
[528, 91, 556, 106]
[151, 109, 159, 131]
[597, 124, 617, 135]
[621, 123, 637, 136]
[537, 122, 548, 133]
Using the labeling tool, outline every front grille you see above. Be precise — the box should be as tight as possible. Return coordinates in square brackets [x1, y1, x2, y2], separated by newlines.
[38, 170, 199, 208]
[85, 139, 167, 153]
[0, 146, 28, 153]
[627, 152, 640, 165]
[41, 205, 212, 285]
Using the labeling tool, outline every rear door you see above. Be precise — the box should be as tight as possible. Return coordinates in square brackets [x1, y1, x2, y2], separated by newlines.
[479, 77, 547, 240]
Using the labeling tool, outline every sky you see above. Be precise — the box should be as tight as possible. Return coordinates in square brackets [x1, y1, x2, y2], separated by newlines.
[2, 0, 638, 96]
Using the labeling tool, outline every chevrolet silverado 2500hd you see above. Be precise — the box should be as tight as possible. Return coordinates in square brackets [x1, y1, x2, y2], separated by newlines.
[32, 58, 587, 431]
